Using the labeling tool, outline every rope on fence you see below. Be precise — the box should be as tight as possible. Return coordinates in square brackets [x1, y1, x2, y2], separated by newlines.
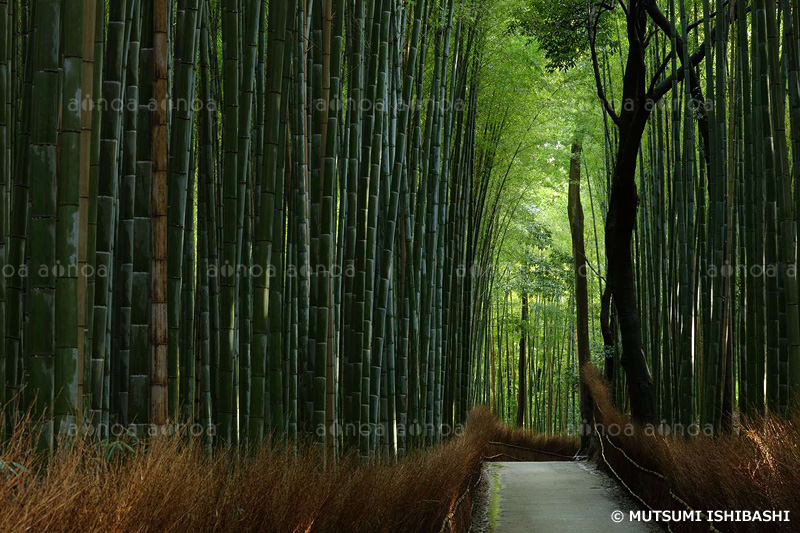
[486, 441, 577, 460]
[438, 459, 486, 533]
[440, 428, 725, 533]
[482, 452, 523, 461]
[594, 421, 724, 533]
[594, 421, 669, 531]
[600, 432, 668, 480]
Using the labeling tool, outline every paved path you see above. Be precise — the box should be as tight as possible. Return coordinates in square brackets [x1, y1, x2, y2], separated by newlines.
[483, 461, 657, 532]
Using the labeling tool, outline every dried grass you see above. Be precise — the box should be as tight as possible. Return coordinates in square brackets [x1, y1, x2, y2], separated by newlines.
[584, 366, 800, 533]
[0, 407, 576, 532]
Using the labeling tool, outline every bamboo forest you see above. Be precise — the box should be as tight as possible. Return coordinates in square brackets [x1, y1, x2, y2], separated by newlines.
[1, 0, 800, 531]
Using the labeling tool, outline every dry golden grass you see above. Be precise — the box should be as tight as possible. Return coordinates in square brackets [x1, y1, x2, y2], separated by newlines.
[0, 408, 576, 533]
[483, 421, 580, 462]
[14, 373, 794, 533]
[584, 366, 800, 533]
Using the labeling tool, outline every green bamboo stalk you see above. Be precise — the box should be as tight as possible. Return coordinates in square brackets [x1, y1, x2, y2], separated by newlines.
[54, 0, 84, 437]
[166, 0, 200, 421]
[115, 0, 143, 429]
[76, 0, 98, 429]
[371, 0, 424, 455]
[90, 0, 128, 434]
[0, 0, 9, 431]
[216, 0, 239, 443]
[83, 0, 105, 424]
[151, 0, 168, 427]
[344, 0, 365, 449]
[197, 143, 211, 447]
[105, 0, 136, 431]
[752, 0, 780, 412]
[199, 0, 220, 432]
[292, 3, 311, 444]
[197, 0, 214, 443]
[250, 0, 285, 442]
[27, 0, 62, 450]
[267, 0, 297, 439]
[320, 0, 345, 459]
[181, 144, 197, 423]
[130, 0, 154, 430]
[677, 0, 694, 426]
[765, 0, 800, 410]
[363, 0, 391, 457]
[4, 0, 35, 435]
[229, 0, 261, 445]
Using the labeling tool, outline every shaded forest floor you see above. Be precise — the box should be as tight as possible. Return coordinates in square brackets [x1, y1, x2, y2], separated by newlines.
[2, 376, 799, 533]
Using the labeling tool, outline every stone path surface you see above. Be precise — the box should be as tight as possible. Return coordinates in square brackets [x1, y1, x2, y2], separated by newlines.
[481, 461, 659, 532]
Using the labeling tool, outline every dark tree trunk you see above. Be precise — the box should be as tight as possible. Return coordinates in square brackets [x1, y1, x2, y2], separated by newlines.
[568, 141, 593, 452]
[591, 0, 714, 426]
[516, 294, 528, 427]
[606, 124, 657, 424]
[603, 1, 656, 424]
[600, 287, 614, 383]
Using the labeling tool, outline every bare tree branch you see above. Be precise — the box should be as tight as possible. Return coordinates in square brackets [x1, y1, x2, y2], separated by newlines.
[647, 49, 673, 95]
[650, 47, 705, 102]
[588, 2, 620, 126]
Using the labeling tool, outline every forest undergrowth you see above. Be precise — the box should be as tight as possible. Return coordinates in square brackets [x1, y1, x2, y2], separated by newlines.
[586, 367, 800, 533]
[0, 407, 576, 533]
[4, 372, 797, 533]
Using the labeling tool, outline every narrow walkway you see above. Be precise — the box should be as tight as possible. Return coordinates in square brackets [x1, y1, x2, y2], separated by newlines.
[483, 461, 657, 532]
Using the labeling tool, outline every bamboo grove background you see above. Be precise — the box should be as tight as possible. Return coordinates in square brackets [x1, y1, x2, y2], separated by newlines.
[625, 0, 800, 429]
[477, 0, 800, 436]
[584, 0, 800, 432]
[614, 0, 800, 428]
[6, 0, 793, 461]
[0, 0, 536, 460]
